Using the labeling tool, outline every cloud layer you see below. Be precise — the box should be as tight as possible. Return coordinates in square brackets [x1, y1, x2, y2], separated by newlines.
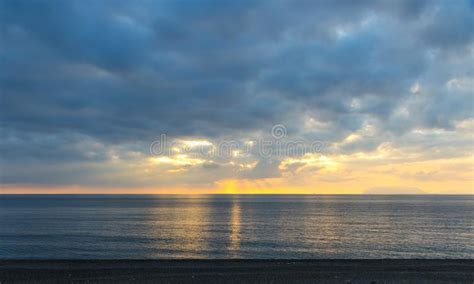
[1, 0, 473, 193]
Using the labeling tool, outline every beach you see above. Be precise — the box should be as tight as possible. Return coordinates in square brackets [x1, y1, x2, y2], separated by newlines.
[0, 260, 473, 283]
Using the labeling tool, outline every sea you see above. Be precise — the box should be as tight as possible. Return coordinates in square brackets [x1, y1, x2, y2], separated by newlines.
[0, 195, 472, 259]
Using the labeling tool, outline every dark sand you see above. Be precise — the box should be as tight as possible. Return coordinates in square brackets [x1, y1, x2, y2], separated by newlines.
[0, 260, 472, 283]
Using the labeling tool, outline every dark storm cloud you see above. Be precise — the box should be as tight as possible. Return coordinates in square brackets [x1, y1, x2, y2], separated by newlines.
[1, 0, 473, 186]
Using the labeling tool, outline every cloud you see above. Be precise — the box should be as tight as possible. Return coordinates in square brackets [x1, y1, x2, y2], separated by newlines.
[0, 0, 473, 190]
[240, 158, 281, 179]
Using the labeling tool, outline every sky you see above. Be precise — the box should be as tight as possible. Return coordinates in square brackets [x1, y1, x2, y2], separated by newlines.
[0, 0, 473, 194]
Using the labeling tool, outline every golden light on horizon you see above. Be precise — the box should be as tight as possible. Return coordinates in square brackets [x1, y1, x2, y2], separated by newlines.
[2, 140, 472, 195]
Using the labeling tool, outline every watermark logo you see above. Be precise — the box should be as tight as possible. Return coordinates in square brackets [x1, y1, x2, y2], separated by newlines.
[150, 134, 166, 156]
[271, 124, 287, 139]
[150, 124, 325, 158]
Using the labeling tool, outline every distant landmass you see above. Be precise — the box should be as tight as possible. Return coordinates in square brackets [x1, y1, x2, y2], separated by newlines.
[364, 187, 426, 194]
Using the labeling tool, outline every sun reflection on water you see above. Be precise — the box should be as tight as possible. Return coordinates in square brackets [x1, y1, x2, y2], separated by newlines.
[148, 197, 211, 258]
[229, 199, 241, 257]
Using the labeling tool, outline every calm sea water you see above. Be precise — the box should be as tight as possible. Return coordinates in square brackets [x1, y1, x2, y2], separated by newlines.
[0, 195, 472, 259]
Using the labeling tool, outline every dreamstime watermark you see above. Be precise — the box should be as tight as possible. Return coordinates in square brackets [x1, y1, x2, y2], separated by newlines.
[150, 124, 325, 158]
[271, 124, 287, 139]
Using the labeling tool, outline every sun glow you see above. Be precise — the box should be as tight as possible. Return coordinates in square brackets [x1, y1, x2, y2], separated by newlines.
[149, 155, 205, 166]
[180, 140, 213, 148]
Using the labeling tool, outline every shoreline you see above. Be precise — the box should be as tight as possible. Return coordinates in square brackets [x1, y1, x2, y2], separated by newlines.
[1, 260, 472, 283]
